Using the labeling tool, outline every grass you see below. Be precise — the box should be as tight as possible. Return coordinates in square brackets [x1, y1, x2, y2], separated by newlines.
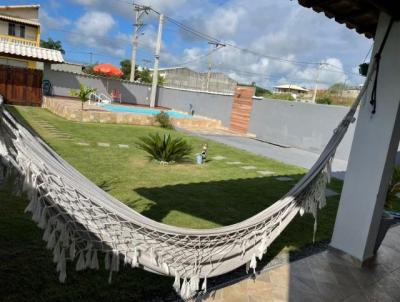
[1, 106, 344, 301]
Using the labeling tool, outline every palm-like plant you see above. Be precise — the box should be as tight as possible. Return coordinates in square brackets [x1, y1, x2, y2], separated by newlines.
[70, 84, 97, 111]
[386, 167, 400, 210]
[136, 133, 192, 163]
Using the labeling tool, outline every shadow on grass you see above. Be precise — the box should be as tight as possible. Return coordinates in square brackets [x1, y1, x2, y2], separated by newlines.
[135, 174, 342, 265]
[135, 174, 304, 227]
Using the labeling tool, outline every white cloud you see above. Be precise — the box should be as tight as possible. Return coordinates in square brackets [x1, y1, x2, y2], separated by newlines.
[67, 0, 370, 87]
[69, 11, 126, 58]
[40, 9, 70, 31]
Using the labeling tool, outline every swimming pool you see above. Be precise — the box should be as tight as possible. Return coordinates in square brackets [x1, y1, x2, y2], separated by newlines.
[99, 104, 192, 119]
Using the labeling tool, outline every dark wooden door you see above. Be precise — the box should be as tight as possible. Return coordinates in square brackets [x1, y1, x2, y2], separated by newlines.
[229, 86, 255, 134]
[0, 65, 43, 106]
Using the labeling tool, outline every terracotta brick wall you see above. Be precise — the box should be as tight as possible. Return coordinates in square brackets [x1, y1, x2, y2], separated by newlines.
[229, 86, 255, 134]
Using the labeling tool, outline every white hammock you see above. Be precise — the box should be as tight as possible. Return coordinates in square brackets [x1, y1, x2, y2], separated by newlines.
[0, 64, 373, 299]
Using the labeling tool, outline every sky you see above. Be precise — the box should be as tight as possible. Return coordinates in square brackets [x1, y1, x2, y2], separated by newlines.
[5, 0, 373, 89]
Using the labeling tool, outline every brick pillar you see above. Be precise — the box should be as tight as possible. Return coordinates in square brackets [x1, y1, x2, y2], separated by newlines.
[229, 85, 255, 134]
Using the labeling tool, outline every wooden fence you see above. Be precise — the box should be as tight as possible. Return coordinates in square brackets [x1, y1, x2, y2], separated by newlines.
[0, 65, 43, 106]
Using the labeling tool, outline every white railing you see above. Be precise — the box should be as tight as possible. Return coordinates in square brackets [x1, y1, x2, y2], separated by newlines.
[89, 92, 112, 105]
[0, 36, 37, 47]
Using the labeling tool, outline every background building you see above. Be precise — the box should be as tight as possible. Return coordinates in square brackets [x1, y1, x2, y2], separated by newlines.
[0, 4, 40, 68]
[157, 67, 237, 94]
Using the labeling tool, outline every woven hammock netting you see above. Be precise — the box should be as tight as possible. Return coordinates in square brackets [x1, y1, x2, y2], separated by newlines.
[0, 62, 375, 299]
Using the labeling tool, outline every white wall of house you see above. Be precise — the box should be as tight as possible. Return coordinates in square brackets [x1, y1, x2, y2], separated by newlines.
[0, 7, 39, 21]
[331, 13, 400, 263]
[0, 19, 38, 42]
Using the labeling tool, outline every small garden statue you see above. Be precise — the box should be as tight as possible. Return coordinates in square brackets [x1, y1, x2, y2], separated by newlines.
[201, 144, 208, 162]
[196, 143, 208, 165]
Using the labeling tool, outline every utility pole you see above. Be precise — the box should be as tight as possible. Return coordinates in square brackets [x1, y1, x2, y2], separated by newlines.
[130, 4, 151, 82]
[206, 42, 225, 91]
[312, 63, 323, 103]
[149, 14, 164, 108]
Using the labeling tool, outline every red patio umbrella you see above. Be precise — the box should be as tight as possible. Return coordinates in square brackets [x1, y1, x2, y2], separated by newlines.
[93, 63, 123, 77]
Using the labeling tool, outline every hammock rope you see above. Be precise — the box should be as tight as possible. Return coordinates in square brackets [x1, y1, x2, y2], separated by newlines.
[0, 60, 375, 299]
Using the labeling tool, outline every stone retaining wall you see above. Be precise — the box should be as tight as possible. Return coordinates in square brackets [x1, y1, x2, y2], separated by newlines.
[42, 97, 222, 129]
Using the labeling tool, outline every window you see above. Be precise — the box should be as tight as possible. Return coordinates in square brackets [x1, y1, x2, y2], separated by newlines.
[19, 25, 25, 38]
[8, 23, 16, 36]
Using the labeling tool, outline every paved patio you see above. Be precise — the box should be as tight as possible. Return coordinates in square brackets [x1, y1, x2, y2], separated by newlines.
[200, 224, 400, 302]
[179, 131, 348, 180]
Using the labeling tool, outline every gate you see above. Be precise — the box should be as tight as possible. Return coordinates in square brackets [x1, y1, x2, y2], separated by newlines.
[0, 65, 43, 106]
[229, 85, 255, 134]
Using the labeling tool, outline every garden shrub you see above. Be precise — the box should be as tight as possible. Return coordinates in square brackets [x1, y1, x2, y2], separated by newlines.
[136, 133, 192, 163]
[155, 111, 174, 129]
[316, 96, 333, 105]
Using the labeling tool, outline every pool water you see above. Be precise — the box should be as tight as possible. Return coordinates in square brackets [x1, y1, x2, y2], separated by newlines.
[100, 104, 192, 119]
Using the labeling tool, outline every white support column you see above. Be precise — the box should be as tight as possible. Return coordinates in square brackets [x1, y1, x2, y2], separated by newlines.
[331, 14, 400, 263]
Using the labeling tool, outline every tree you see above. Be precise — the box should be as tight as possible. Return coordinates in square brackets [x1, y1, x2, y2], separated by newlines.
[40, 38, 65, 54]
[328, 83, 348, 94]
[70, 84, 96, 112]
[138, 68, 165, 85]
[255, 86, 272, 97]
[139, 68, 152, 83]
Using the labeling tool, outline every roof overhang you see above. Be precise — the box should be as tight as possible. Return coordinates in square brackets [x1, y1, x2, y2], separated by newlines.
[298, 0, 400, 39]
[0, 41, 64, 63]
[0, 14, 40, 27]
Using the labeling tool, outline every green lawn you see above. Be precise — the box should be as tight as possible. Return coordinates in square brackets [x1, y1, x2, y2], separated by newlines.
[0, 106, 343, 301]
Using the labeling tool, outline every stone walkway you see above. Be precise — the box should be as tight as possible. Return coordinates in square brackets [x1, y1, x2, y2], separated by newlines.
[200, 224, 400, 302]
[31, 120, 73, 141]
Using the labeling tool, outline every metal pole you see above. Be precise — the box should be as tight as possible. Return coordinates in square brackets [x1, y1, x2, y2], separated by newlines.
[149, 14, 164, 108]
[312, 63, 322, 103]
[206, 44, 212, 91]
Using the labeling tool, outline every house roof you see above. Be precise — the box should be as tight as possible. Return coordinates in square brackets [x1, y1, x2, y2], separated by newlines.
[274, 84, 309, 92]
[0, 5, 40, 9]
[298, 0, 400, 39]
[0, 13, 40, 27]
[0, 40, 64, 63]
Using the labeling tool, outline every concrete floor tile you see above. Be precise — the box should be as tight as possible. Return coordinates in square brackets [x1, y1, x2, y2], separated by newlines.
[97, 142, 110, 147]
[257, 170, 275, 176]
[242, 166, 257, 170]
[211, 156, 226, 160]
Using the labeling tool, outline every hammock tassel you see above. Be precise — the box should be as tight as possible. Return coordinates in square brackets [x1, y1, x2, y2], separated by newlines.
[173, 273, 181, 293]
[46, 228, 57, 250]
[58, 249, 67, 283]
[149, 248, 158, 266]
[257, 237, 268, 260]
[201, 277, 207, 293]
[56, 248, 65, 272]
[162, 262, 169, 275]
[42, 223, 51, 242]
[85, 248, 92, 268]
[53, 241, 61, 263]
[90, 251, 99, 270]
[104, 252, 111, 270]
[249, 254, 257, 274]
[111, 252, 120, 272]
[69, 240, 76, 259]
[131, 247, 139, 267]
[76, 251, 86, 271]
[180, 278, 190, 299]
[24, 191, 37, 213]
[38, 207, 47, 229]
